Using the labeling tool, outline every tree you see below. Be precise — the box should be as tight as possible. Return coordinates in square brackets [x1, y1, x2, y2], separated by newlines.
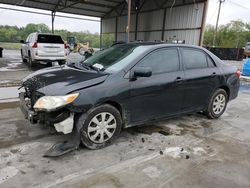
[0, 23, 101, 48]
[204, 20, 250, 48]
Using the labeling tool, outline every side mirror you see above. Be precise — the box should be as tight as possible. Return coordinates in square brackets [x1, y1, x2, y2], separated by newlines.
[133, 66, 152, 78]
[20, 40, 25, 44]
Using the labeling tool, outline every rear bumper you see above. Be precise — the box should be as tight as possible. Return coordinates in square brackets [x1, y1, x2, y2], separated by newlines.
[33, 56, 67, 62]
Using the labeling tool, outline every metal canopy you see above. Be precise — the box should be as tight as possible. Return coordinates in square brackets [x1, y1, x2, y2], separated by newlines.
[0, 0, 124, 18]
[0, 0, 208, 46]
[0, 0, 207, 18]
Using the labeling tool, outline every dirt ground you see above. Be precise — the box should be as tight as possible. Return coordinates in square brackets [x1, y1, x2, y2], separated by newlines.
[0, 50, 250, 188]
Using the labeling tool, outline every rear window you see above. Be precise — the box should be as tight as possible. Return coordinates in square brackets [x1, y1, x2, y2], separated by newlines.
[182, 48, 208, 69]
[37, 34, 64, 44]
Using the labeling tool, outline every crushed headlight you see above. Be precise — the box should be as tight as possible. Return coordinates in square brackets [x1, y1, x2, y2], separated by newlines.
[34, 93, 79, 111]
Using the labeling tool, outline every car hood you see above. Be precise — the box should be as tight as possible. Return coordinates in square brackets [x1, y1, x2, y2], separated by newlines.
[22, 66, 109, 95]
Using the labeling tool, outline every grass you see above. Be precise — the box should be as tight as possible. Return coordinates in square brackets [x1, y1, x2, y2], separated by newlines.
[0, 42, 21, 50]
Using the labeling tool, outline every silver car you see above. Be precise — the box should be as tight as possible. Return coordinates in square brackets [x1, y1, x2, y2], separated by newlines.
[20, 33, 67, 67]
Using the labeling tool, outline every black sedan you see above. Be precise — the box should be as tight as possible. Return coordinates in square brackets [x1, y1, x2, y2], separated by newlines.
[19, 43, 240, 154]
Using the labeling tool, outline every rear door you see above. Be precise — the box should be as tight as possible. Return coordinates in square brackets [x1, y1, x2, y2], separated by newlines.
[180, 47, 221, 111]
[128, 47, 185, 123]
[37, 34, 65, 58]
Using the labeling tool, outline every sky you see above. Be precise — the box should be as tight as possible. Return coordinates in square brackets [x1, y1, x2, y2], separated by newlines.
[0, 0, 250, 33]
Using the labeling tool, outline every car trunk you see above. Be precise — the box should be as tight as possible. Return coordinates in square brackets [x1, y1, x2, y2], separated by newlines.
[37, 34, 65, 57]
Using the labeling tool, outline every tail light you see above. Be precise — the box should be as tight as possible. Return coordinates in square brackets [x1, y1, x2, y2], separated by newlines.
[32, 42, 38, 48]
[236, 70, 241, 78]
[64, 43, 67, 49]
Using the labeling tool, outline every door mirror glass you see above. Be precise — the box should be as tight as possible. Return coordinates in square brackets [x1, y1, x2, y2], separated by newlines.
[133, 66, 152, 78]
[20, 40, 25, 44]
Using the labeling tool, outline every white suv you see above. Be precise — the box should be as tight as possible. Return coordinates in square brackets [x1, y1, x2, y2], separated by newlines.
[20, 33, 67, 67]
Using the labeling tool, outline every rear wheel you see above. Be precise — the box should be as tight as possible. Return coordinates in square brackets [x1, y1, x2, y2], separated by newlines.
[77, 104, 122, 149]
[58, 60, 66, 66]
[205, 89, 228, 119]
[28, 52, 35, 67]
[21, 50, 27, 63]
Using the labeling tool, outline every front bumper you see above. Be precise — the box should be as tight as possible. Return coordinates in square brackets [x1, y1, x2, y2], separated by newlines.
[19, 92, 38, 124]
[19, 92, 74, 134]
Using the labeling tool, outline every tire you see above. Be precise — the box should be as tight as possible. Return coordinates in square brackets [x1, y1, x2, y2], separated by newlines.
[77, 104, 122, 149]
[28, 52, 35, 67]
[21, 50, 27, 63]
[205, 89, 228, 119]
[47, 62, 52, 67]
[58, 60, 66, 66]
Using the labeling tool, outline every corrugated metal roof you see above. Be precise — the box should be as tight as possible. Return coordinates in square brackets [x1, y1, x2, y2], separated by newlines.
[0, 0, 206, 18]
[102, 0, 208, 45]
[0, 0, 123, 18]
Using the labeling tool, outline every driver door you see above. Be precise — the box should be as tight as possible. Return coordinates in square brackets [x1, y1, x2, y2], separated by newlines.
[127, 47, 185, 123]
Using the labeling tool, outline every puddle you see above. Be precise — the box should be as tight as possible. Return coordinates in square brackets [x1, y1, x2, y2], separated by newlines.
[0, 87, 19, 100]
[0, 80, 21, 87]
[128, 125, 172, 136]
[240, 81, 250, 94]
[0, 61, 26, 72]
[127, 116, 217, 139]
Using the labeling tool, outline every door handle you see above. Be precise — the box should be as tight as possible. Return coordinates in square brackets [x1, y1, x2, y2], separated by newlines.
[211, 72, 217, 77]
[175, 77, 183, 82]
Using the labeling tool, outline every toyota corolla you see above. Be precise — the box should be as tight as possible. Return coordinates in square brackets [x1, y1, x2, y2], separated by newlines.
[19, 43, 240, 156]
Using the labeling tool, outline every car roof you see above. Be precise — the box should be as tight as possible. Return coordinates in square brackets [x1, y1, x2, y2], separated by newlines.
[31, 32, 61, 37]
[116, 42, 204, 50]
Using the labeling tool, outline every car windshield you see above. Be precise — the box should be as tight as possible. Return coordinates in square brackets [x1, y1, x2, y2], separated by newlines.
[83, 44, 152, 73]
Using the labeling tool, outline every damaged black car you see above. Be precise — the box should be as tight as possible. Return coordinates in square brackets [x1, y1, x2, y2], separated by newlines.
[19, 43, 240, 156]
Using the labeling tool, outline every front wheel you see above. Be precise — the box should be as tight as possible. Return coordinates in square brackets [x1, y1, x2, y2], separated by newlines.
[21, 50, 27, 63]
[77, 104, 122, 149]
[205, 89, 228, 119]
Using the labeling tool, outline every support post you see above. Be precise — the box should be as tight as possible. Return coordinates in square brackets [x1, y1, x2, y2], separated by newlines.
[100, 19, 103, 50]
[135, 12, 138, 41]
[126, 0, 131, 43]
[161, 8, 167, 41]
[199, 0, 208, 46]
[212, 0, 225, 47]
[115, 16, 118, 42]
[51, 11, 56, 34]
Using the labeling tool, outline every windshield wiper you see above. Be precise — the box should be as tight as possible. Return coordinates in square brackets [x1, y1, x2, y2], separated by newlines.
[67, 62, 86, 70]
[82, 63, 102, 72]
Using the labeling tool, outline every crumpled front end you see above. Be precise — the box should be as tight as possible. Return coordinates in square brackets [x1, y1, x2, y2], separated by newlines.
[19, 82, 74, 135]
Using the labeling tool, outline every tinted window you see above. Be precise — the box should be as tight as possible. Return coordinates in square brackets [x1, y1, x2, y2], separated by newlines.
[182, 48, 207, 69]
[138, 48, 180, 74]
[37, 34, 64, 44]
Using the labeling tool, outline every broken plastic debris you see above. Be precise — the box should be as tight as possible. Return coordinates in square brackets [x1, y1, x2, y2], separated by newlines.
[43, 142, 78, 157]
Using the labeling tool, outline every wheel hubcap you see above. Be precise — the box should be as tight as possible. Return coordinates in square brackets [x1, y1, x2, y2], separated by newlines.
[87, 112, 117, 144]
[212, 94, 226, 115]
